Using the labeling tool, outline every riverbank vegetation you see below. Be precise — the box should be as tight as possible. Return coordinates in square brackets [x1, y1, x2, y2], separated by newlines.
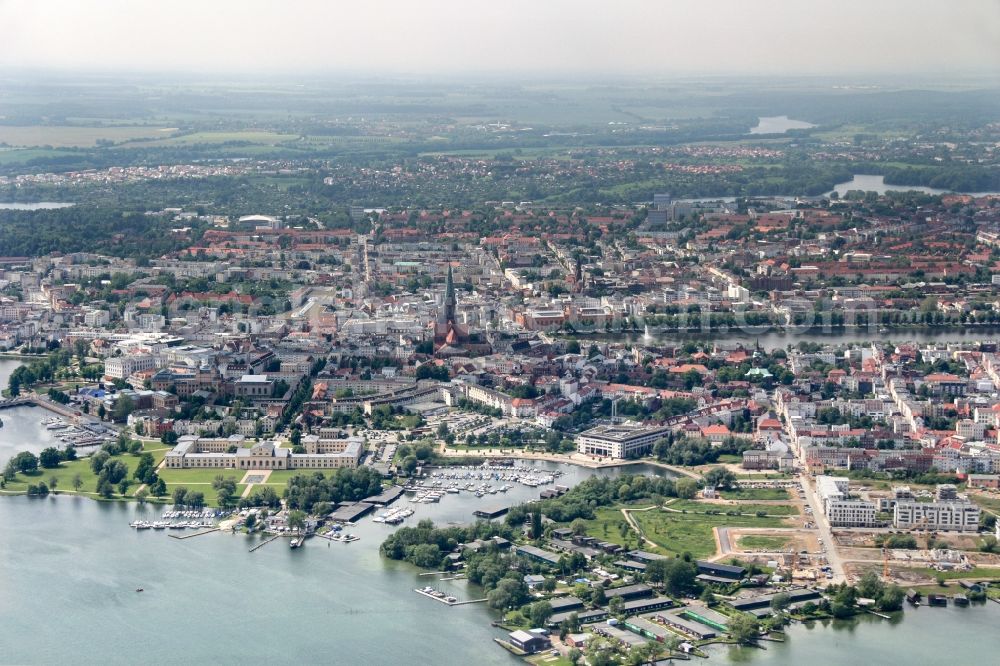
[1, 438, 169, 500]
[282, 467, 384, 514]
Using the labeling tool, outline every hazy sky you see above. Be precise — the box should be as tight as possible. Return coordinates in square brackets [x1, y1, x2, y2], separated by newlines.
[1, 0, 998, 76]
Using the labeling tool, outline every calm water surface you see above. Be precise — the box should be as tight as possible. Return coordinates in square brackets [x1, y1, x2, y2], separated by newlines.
[830, 174, 1000, 198]
[0, 359, 63, 463]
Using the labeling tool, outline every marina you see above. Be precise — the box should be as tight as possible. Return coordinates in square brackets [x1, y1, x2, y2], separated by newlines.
[404, 463, 562, 501]
[129, 508, 227, 531]
[41, 416, 116, 449]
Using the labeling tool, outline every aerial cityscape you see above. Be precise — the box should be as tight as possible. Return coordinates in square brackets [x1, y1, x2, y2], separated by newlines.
[1, 1, 999, 664]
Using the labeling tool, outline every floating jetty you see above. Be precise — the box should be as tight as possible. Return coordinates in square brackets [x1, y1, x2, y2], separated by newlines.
[317, 532, 360, 544]
[372, 506, 415, 525]
[414, 587, 487, 606]
[249, 535, 281, 553]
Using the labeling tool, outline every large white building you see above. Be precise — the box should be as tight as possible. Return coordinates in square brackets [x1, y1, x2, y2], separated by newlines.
[576, 423, 672, 459]
[164, 434, 363, 470]
[892, 485, 981, 532]
[104, 353, 159, 380]
[83, 309, 111, 327]
[893, 500, 980, 532]
[816, 475, 879, 528]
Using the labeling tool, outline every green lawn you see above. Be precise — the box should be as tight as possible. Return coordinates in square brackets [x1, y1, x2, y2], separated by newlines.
[526, 655, 572, 666]
[720, 487, 789, 501]
[157, 468, 245, 485]
[142, 442, 170, 466]
[583, 507, 648, 551]
[633, 508, 787, 559]
[1, 449, 164, 500]
[739, 535, 793, 550]
[3, 457, 103, 495]
[669, 499, 799, 516]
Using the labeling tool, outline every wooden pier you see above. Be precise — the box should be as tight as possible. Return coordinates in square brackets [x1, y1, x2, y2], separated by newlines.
[413, 588, 487, 606]
[168, 528, 219, 540]
[249, 534, 281, 552]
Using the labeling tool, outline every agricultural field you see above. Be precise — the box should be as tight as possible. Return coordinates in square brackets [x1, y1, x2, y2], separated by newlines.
[0, 147, 77, 165]
[132, 130, 299, 147]
[0, 125, 175, 148]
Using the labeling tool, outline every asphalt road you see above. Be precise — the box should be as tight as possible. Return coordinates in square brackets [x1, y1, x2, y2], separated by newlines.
[800, 474, 847, 584]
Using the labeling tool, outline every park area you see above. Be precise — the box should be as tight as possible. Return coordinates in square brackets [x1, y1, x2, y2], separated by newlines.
[1, 440, 169, 498]
[579, 497, 798, 560]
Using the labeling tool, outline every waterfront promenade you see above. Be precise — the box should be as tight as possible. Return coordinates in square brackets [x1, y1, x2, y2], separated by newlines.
[436, 444, 701, 478]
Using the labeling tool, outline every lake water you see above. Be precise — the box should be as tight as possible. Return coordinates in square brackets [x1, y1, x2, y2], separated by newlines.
[830, 174, 1000, 198]
[2, 361, 999, 664]
[749, 116, 815, 135]
[0, 202, 75, 210]
[712, 604, 1000, 664]
[0, 359, 63, 464]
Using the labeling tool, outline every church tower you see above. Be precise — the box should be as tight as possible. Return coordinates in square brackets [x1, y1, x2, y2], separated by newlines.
[440, 264, 456, 325]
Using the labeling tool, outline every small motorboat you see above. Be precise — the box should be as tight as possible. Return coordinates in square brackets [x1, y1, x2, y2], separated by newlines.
[135, 588, 144, 593]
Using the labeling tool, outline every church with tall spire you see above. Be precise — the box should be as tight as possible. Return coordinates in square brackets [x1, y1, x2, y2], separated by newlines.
[439, 264, 457, 327]
[432, 264, 471, 354]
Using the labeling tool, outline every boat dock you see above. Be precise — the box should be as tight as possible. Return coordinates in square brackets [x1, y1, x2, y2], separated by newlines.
[330, 502, 375, 523]
[249, 535, 282, 553]
[168, 528, 219, 540]
[413, 587, 487, 606]
[472, 505, 510, 519]
[316, 532, 360, 543]
[368, 485, 406, 506]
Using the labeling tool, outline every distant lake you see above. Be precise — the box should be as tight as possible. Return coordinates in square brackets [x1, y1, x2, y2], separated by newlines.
[749, 115, 816, 134]
[830, 174, 1000, 198]
[0, 202, 75, 210]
